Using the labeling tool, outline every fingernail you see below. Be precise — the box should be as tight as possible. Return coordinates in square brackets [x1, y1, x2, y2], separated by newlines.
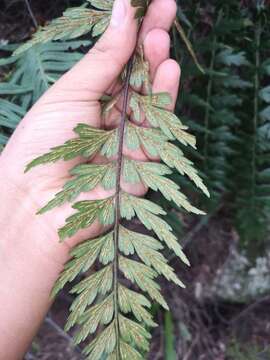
[111, 0, 127, 28]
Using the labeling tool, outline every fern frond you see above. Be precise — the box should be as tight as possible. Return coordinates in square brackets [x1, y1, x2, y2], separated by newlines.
[24, 1, 208, 358]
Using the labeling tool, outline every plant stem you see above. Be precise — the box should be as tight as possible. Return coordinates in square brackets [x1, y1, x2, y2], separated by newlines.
[113, 56, 134, 359]
[251, 21, 261, 205]
[174, 19, 205, 74]
[203, 10, 222, 172]
[24, 0, 38, 29]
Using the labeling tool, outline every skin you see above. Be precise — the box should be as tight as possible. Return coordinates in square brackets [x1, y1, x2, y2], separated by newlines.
[0, 0, 180, 358]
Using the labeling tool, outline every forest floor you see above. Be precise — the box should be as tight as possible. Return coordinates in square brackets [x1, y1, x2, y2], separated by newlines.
[1, 1, 270, 359]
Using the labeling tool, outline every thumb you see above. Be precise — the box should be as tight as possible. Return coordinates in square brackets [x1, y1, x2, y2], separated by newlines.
[55, 0, 137, 99]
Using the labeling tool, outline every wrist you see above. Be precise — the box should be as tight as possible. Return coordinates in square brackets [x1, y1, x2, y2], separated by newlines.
[0, 176, 70, 359]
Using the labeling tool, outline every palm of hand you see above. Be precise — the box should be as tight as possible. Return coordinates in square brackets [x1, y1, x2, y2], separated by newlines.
[0, 0, 179, 250]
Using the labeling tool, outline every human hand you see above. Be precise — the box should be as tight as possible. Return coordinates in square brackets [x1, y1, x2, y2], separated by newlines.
[0, 1, 180, 357]
[1, 0, 180, 260]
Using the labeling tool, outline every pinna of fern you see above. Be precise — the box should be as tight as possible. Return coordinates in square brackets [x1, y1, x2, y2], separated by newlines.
[23, 0, 209, 359]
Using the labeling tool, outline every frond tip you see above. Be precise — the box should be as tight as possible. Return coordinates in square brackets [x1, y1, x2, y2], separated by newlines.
[14, 4, 111, 55]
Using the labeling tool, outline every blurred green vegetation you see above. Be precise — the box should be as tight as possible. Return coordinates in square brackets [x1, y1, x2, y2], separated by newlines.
[173, 0, 270, 257]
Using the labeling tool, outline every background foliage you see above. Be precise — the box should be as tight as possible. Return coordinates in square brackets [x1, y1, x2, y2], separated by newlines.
[1, 0, 270, 359]
[175, 0, 270, 255]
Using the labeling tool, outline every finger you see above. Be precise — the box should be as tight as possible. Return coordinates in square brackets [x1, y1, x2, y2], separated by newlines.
[139, 0, 176, 42]
[143, 28, 170, 80]
[97, 0, 176, 98]
[51, 0, 137, 102]
[141, 59, 181, 160]
[129, 28, 170, 127]
[152, 59, 181, 109]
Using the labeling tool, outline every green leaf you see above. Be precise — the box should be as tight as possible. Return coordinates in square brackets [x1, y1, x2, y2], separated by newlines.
[108, 340, 144, 360]
[25, 125, 114, 172]
[119, 256, 169, 310]
[259, 86, 270, 103]
[128, 46, 150, 89]
[133, 159, 208, 211]
[0, 40, 89, 147]
[125, 126, 209, 198]
[82, 321, 116, 359]
[260, 106, 270, 122]
[2, 40, 89, 110]
[216, 49, 250, 67]
[0, 99, 26, 129]
[58, 197, 114, 240]
[51, 233, 113, 298]
[38, 163, 115, 213]
[223, 75, 253, 89]
[74, 294, 114, 343]
[121, 194, 189, 266]
[70, 264, 113, 311]
[21, 1, 210, 356]
[121, 192, 166, 219]
[125, 121, 168, 158]
[15, 8, 110, 55]
[119, 226, 185, 287]
[119, 341, 144, 359]
[160, 143, 210, 197]
[119, 314, 151, 351]
[0, 83, 32, 95]
[130, 92, 197, 147]
[88, 0, 113, 11]
[118, 284, 157, 327]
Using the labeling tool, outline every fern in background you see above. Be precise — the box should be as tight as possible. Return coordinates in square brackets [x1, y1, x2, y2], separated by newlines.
[230, 5, 270, 253]
[0, 40, 89, 146]
[173, 1, 270, 254]
[174, 3, 251, 208]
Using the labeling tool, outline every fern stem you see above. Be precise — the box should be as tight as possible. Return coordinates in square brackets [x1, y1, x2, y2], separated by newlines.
[203, 10, 222, 172]
[203, 37, 216, 171]
[113, 56, 134, 359]
[174, 19, 205, 74]
[24, 0, 38, 29]
[251, 21, 261, 206]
